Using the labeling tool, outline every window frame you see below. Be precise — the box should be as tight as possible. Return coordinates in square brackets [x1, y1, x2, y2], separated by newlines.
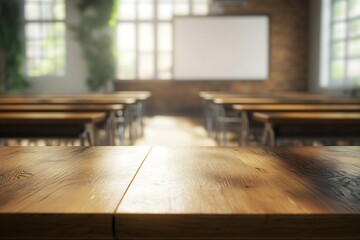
[23, 0, 66, 78]
[329, 0, 360, 88]
[116, 0, 210, 81]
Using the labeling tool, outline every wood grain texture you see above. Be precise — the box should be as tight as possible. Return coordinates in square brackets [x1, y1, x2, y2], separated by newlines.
[213, 97, 281, 104]
[116, 147, 360, 239]
[0, 146, 151, 239]
[253, 112, 360, 124]
[214, 97, 360, 105]
[233, 104, 360, 112]
[28, 92, 151, 101]
[0, 104, 124, 112]
[200, 91, 327, 101]
[0, 112, 105, 124]
[0, 96, 136, 105]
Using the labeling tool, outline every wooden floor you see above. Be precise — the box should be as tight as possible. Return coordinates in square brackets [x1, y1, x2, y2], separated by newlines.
[134, 115, 217, 146]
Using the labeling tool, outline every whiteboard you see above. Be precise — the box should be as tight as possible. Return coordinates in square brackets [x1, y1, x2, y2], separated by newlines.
[173, 16, 270, 80]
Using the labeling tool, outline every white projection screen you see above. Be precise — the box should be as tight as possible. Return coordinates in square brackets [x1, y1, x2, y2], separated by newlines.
[174, 16, 270, 80]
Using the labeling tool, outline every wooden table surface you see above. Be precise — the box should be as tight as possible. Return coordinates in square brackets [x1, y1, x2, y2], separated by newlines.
[1, 147, 360, 239]
[199, 91, 354, 101]
[0, 104, 124, 112]
[253, 112, 360, 124]
[37, 92, 152, 101]
[117, 147, 360, 240]
[233, 104, 360, 112]
[0, 147, 151, 239]
[0, 96, 136, 105]
[233, 105, 360, 146]
[0, 112, 106, 124]
[113, 91, 152, 100]
[214, 97, 360, 105]
[214, 97, 281, 104]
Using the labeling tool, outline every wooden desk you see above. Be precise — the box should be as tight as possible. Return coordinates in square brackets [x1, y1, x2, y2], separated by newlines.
[233, 104, 360, 145]
[253, 112, 360, 146]
[113, 91, 152, 101]
[117, 147, 360, 240]
[0, 104, 124, 145]
[0, 112, 105, 146]
[0, 96, 139, 145]
[0, 147, 359, 239]
[200, 91, 358, 101]
[214, 96, 360, 106]
[0, 146, 151, 239]
[208, 97, 360, 144]
[0, 96, 136, 105]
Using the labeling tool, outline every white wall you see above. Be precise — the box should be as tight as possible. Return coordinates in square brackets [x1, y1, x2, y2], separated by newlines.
[27, 0, 88, 94]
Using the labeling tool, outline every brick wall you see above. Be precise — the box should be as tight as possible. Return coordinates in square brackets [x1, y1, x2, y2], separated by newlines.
[115, 0, 309, 115]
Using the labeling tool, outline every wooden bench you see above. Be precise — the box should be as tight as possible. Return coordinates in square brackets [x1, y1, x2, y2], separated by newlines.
[233, 104, 360, 145]
[0, 112, 105, 146]
[253, 112, 360, 146]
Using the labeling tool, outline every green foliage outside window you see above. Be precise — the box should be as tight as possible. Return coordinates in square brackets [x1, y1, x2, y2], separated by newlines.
[0, 0, 29, 93]
[70, 0, 119, 92]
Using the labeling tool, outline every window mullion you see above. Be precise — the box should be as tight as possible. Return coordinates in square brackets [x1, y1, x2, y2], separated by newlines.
[154, 0, 158, 80]
[39, 0, 43, 76]
[190, 0, 193, 15]
[135, 1, 140, 80]
[330, 0, 334, 86]
[345, 0, 350, 88]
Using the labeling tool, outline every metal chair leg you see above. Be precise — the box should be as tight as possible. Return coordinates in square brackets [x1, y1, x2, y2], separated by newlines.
[79, 132, 87, 147]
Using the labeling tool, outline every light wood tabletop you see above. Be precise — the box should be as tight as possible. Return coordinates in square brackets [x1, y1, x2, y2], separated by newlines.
[113, 91, 152, 100]
[0, 105, 124, 146]
[0, 113, 107, 145]
[0, 112, 106, 124]
[214, 97, 360, 105]
[199, 91, 357, 101]
[253, 112, 360, 124]
[0, 104, 124, 112]
[0, 146, 151, 239]
[213, 97, 281, 105]
[116, 147, 360, 240]
[0, 147, 359, 239]
[232, 105, 360, 146]
[0, 96, 136, 105]
[233, 104, 360, 112]
[38, 92, 152, 101]
[253, 112, 360, 146]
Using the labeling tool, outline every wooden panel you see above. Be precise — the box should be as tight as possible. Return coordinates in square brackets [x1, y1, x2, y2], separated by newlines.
[0, 146, 151, 239]
[116, 147, 360, 239]
[233, 104, 360, 112]
[0, 104, 124, 112]
[0, 96, 136, 105]
[214, 97, 360, 105]
[214, 97, 281, 104]
[253, 112, 360, 124]
[0, 112, 105, 124]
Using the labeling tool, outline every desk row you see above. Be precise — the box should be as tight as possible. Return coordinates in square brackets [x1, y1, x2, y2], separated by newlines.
[0, 91, 151, 146]
[200, 91, 360, 146]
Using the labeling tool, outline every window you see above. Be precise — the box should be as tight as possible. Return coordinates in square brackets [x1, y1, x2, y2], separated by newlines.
[329, 0, 360, 88]
[116, 0, 210, 80]
[24, 0, 66, 77]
